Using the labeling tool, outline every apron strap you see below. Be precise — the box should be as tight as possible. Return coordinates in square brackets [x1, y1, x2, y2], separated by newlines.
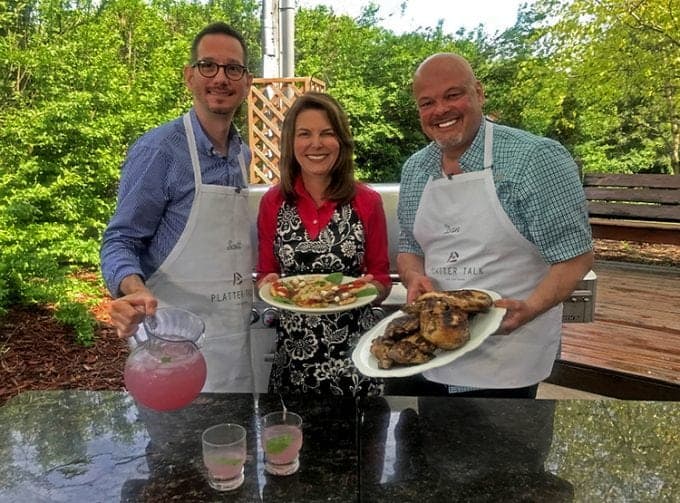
[483, 120, 494, 169]
[183, 112, 202, 191]
[184, 112, 248, 190]
[237, 151, 247, 187]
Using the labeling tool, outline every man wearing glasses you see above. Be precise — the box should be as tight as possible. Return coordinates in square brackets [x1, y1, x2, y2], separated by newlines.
[101, 22, 255, 393]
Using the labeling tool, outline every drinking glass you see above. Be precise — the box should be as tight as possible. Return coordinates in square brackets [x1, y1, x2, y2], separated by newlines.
[202, 423, 247, 491]
[261, 410, 303, 475]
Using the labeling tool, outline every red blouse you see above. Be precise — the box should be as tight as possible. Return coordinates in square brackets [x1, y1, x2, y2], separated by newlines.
[256, 178, 391, 290]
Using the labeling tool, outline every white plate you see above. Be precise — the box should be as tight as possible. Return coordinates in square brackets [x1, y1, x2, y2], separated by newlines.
[258, 274, 378, 315]
[352, 289, 506, 377]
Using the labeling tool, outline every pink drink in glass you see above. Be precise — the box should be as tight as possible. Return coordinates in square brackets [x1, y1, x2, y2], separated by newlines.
[263, 424, 303, 464]
[202, 423, 247, 491]
[124, 343, 206, 411]
[204, 448, 246, 479]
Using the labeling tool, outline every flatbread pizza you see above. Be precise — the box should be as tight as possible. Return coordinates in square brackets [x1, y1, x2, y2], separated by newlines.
[269, 273, 378, 309]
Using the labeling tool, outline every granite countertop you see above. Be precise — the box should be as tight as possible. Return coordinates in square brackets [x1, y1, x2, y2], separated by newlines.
[0, 391, 678, 502]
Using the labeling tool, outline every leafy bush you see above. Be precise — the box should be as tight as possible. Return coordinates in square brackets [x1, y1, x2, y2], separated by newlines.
[0, 0, 259, 342]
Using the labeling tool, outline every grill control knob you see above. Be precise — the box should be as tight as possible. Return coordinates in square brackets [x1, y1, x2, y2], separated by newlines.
[250, 308, 260, 325]
[372, 307, 386, 321]
[262, 307, 280, 328]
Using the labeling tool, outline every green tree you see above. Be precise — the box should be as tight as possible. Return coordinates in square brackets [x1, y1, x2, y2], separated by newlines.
[295, 3, 490, 182]
[4, 0, 675, 344]
[0, 0, 261, 341]
[534, 0, 679, 174]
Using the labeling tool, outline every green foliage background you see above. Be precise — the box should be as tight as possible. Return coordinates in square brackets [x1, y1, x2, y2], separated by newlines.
[0, 0, 678, 342]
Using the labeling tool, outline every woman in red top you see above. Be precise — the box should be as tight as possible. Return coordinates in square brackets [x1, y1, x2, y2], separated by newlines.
[257, 92, 391, 397]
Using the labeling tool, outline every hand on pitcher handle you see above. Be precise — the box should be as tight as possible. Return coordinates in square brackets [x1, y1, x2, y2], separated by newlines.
[109, 291, 157, 338]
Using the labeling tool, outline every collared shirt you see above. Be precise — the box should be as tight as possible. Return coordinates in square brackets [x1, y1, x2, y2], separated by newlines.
[256, 178, 392, 290]
[398, 119, 592, 263]
[100, 108, 251, 297]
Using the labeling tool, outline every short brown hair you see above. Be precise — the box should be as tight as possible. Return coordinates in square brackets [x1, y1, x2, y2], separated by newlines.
[279, 92, 356, 204]
[190, 22, 249, 66]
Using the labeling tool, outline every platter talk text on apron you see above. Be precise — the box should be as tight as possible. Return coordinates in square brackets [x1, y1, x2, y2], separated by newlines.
[412, 121, 562, 388]
[143, 113, 254, 393]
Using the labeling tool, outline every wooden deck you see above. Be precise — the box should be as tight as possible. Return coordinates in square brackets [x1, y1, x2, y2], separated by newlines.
[547, 261, 680, 400]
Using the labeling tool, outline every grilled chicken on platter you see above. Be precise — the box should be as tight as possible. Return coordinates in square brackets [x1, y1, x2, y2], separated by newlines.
[370, 289, 493, 369]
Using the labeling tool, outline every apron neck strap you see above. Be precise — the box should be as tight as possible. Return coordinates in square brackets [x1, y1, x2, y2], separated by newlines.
[237, 150, 247, 187]
[184, 113, 248, 188]
[483, 120, 494, 169]
[183, 113, 202, 189]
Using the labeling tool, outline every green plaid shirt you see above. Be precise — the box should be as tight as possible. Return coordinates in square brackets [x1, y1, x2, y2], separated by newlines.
[398, 119, 593, 263]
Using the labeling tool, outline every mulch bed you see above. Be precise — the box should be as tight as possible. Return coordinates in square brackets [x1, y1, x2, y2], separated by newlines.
[0, 302, 128, 406]
[0, 239, 678, 407]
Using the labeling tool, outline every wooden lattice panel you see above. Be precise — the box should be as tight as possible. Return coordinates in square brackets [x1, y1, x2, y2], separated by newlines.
[247, 77, 326, 184]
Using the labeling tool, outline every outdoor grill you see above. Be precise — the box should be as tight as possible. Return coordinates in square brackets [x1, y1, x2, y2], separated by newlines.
[247, 183, 597, 392]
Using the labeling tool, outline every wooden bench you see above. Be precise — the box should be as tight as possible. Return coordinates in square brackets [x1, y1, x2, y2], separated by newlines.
[583, 173, 680, 245]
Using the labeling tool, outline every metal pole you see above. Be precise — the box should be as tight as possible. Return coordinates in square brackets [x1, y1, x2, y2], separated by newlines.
[280, 0, 295, 78]
[261, 0, 279, 77]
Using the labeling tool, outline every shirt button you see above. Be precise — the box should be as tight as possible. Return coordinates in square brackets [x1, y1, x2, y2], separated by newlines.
[313, 219, 318, 224]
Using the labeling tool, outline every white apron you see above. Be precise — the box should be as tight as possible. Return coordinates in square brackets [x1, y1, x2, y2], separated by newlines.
[144, 113, 254, 393]
[412, 122, 562, 388]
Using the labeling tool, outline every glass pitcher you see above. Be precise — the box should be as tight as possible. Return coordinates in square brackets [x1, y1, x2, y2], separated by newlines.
[124, 307, 207, 411]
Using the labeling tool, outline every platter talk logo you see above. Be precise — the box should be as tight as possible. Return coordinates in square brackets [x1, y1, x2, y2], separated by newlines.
[233, 272, 243, 286]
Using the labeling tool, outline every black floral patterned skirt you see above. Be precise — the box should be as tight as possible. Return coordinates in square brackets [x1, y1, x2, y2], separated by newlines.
[268, 305, 383, 397]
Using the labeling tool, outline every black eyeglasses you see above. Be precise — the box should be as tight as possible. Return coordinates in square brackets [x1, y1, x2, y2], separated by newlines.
[192, 60, 248, 81]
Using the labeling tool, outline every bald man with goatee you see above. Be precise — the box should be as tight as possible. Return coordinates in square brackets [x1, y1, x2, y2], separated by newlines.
[392, 53, 594, 398]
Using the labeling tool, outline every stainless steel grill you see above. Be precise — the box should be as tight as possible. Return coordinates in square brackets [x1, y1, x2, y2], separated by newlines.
[247, 183, 596, 392]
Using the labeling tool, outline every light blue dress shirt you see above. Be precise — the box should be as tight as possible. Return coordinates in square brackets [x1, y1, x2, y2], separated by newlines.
[398, 119, 592, 264]
[100, 108, 251, 297]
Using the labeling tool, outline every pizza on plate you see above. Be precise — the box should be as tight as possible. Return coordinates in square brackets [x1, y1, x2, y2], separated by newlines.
[269, 274, 377, 309]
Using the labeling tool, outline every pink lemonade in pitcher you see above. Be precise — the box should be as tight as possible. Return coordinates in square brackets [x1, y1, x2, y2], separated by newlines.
[263, 424, 303, 465]
[124, 342, 207, 411]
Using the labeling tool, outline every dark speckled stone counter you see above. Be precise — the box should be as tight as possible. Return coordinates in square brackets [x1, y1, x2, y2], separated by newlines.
[1, 391, 678, 502]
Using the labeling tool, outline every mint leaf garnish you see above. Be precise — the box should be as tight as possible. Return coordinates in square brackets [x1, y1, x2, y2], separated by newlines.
[265, 433, 292, 454]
